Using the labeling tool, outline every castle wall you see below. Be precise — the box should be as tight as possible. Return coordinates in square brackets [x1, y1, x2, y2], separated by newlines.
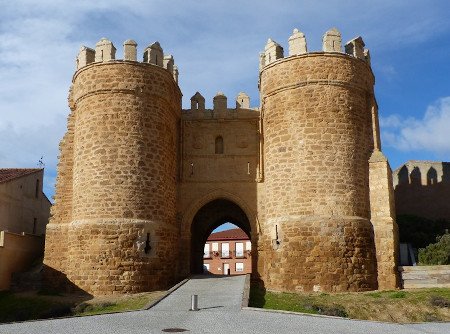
[259, 52, 378, 292]
[393, 161, 450, 221]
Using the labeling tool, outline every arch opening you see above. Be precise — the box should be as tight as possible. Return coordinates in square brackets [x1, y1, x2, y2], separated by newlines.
[190, 199, 251, 275]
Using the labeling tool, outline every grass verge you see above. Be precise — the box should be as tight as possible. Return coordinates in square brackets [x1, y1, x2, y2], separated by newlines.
[249, 286, 450, 323]
[0, 290, 165, 323]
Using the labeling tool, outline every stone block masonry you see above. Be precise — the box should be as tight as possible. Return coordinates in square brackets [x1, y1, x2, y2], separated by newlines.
[259, 44, 378, 292]
[44, 39, 182, 295]
[44, 28, 399, 295]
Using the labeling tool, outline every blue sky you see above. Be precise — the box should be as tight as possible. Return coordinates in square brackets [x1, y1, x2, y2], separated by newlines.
[1, 0, 450, 209]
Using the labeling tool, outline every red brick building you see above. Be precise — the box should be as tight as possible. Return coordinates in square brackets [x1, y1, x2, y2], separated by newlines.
[203, 228, 252, 275]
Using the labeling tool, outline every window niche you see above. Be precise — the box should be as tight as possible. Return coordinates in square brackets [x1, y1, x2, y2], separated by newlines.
[215, 136, 224, 154]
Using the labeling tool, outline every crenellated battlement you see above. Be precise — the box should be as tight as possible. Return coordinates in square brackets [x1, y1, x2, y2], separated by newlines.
[183, 91, 259, 120]
[260, 27, 371, 70]
[76, 38, 179, 83]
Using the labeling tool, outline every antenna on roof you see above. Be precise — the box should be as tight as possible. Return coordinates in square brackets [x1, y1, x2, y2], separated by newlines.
[37, 156, 45, 168]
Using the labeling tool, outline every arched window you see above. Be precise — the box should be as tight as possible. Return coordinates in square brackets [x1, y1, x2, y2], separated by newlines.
[215, 136, 224, 154]
[427, 167, 438, 185]
[410, 166, 422, 185]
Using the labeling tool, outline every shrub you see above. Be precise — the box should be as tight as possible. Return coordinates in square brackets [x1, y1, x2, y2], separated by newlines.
[418, 234, 450, 265]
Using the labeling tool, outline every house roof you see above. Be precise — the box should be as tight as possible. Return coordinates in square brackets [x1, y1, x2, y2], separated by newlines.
[0, 168, 42, 184]
[207, 228, 250, 241]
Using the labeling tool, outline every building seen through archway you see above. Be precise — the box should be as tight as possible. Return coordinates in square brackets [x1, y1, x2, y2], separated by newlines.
[190, 199, 252, 275]
[203, 225, 252, 275]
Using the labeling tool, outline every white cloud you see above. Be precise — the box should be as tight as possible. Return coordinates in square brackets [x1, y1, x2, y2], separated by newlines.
[1, 0, 450, 200]
[381, 97, 450, 156]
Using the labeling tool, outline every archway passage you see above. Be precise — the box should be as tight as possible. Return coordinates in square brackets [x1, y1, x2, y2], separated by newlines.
[190, 199, 251, 274]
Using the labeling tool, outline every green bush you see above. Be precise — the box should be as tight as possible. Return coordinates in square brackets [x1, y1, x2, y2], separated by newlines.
[418, 234, 450, 265]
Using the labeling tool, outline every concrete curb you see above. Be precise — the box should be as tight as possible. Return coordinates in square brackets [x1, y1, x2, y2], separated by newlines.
[241, 274, 250, 308]
[241, 306, 450, 325]
[143, 278, 190, 310]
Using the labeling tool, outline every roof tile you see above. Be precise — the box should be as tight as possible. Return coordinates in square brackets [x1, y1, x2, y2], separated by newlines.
[207, 228, 249, 241]
[0, 168, 42, 184]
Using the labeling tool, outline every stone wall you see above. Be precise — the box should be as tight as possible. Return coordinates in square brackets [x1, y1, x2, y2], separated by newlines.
[393, 161, 450, 221]
[369, 151, 400, 289]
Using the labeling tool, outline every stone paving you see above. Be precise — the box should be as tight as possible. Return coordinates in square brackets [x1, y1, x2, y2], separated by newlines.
[1, 275, 449, 334]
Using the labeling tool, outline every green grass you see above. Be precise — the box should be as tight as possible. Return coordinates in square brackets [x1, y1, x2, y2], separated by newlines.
[249, 286, 450, 323]
[0, 290, 165, 323]
[0, 291, 71, 323]
[72, 295, 153, 316]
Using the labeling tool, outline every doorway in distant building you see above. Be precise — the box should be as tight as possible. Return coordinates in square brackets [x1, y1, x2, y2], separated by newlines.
[190, 198, 252, 275]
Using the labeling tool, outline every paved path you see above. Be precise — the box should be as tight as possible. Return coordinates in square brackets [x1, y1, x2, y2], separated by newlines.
[1, 275, 449, 334]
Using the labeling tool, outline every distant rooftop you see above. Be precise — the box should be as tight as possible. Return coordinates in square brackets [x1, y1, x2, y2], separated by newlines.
[0, 168, 42, 184]
[207, 228, 249, 241]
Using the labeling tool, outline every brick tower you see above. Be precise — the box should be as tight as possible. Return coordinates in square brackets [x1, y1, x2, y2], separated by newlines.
[257, 28, 396, 292]
[44, 38, 181, 294]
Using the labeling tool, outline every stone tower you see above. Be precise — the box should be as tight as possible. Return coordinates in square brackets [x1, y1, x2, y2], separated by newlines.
[44, 38, 181, 294]
[257, 28, 398, 292]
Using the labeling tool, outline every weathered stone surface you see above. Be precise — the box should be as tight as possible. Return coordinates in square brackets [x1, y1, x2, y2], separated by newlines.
[44, 58, 182, 295]
[369, 150, 400, 289]
[259, 52, 378, 291]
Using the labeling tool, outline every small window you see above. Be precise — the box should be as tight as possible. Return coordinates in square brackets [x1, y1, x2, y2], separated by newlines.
[35, 179, 40, 198]
[204, 243, 210, 258]
[33, 218, 37, 234]
[221, 242, 229, 258]
[235, 242, 244, 257]
[212, 242, 219, 252]
[215, 136, 224, 154]
[236, 262, 244, 272]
